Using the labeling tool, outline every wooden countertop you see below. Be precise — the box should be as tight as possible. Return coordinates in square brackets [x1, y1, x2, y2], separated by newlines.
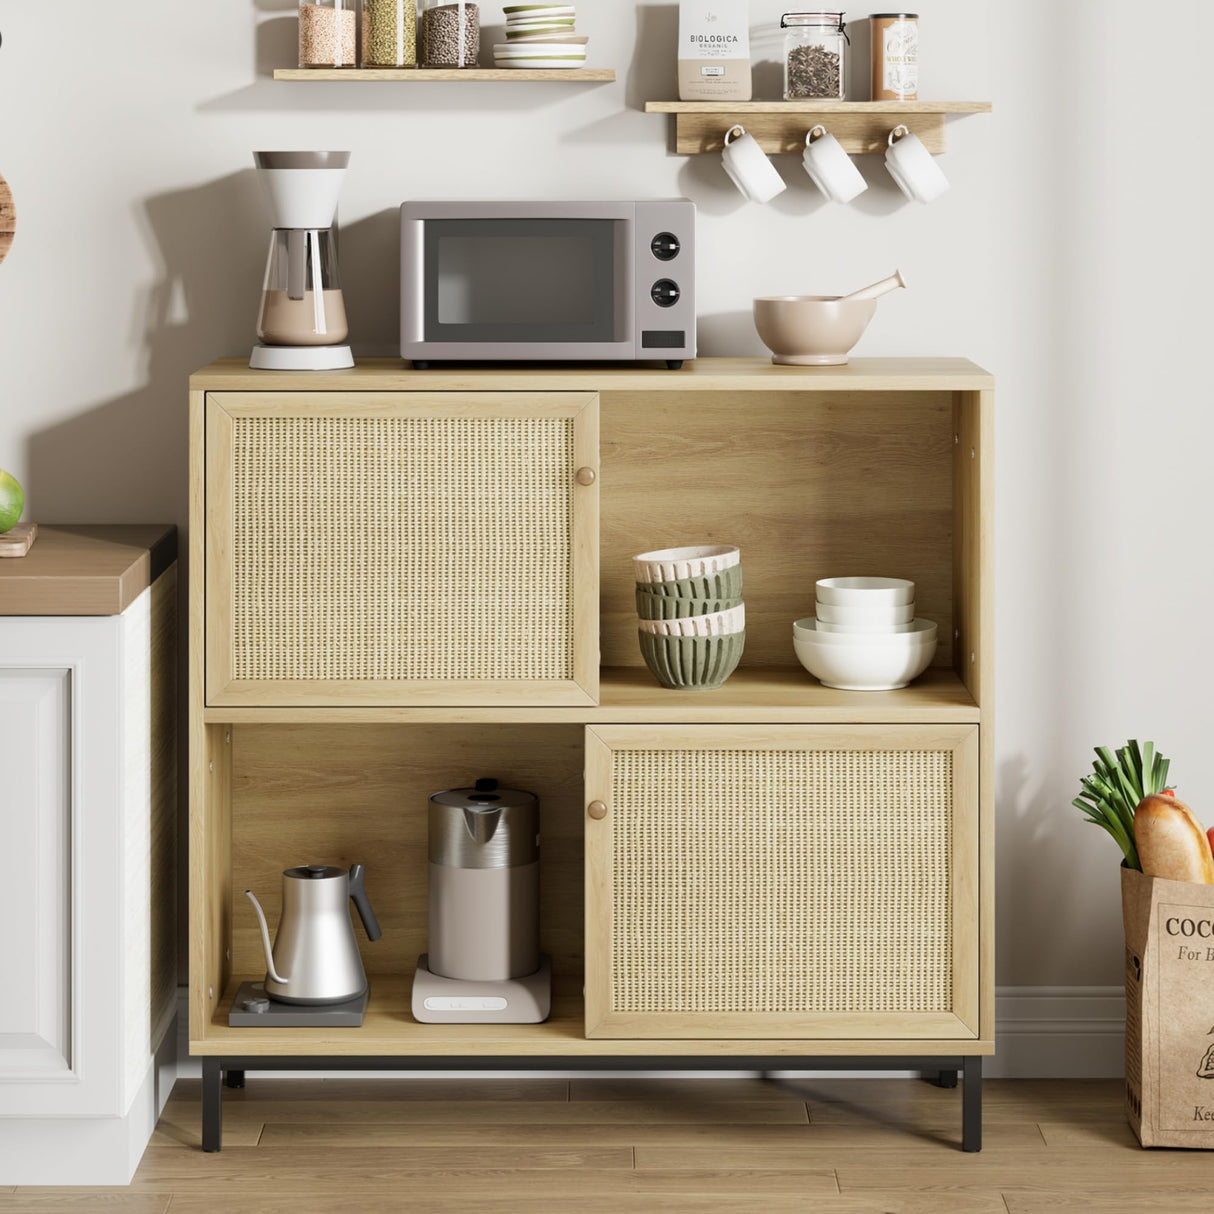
[190, 356, 995, 393]
[0, 524, 177, 616]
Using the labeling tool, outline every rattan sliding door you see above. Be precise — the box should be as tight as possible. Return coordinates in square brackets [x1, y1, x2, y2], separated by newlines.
[205, 392, 599, 707]
[584, 725, 979, 1041]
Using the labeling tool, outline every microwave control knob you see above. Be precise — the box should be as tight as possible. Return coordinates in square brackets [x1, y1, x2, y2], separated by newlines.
[651, 232, 681, 261]
[651, 279, 681, 308]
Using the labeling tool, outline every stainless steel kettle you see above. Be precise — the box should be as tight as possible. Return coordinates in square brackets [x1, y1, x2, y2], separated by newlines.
[244, 864, 381, 1005]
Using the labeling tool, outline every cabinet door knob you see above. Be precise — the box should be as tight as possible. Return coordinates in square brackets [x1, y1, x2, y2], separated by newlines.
[576, 467, 597, 487]
[587, 800, 608, 820]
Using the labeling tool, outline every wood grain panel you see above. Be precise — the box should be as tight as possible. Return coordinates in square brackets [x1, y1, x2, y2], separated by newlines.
[599, 391, 955, 669]
[0, 173, 14, 265]
[229, 724, 585, 979]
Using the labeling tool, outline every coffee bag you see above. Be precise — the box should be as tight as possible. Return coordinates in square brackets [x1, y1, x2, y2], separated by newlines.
[678, 1, 751, 101]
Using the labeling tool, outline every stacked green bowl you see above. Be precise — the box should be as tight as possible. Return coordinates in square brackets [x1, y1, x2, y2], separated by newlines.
[632, 545, 744, 690]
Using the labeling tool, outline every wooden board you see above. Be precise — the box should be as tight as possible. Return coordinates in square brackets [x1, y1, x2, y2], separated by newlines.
[643, 101, 992, 156]
[273, 68, 616, 82]
[201, 667, 980, 726]
[0, 172, 13, 265]
[0, 524, 176, 615]
[0, 522, 36, 557]
[191, 356, 995, 395]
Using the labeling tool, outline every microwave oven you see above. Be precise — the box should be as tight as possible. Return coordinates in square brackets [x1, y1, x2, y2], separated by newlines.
[400, 200, 696, 368]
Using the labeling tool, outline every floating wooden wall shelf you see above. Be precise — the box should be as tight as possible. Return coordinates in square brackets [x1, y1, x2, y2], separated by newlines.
[644, 100, 992, 155]
[273, 67, 616, 82]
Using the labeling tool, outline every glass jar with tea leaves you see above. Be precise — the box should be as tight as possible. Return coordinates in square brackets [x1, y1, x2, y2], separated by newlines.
[782, 12, 848, 100]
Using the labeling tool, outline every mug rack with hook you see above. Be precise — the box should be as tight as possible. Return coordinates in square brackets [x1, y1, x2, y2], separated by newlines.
[643, 100, 991, 156]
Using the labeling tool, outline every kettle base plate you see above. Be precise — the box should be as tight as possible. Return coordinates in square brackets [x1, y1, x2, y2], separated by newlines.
[227, 981, 369, 1027]
[412, 955, 552, 1024]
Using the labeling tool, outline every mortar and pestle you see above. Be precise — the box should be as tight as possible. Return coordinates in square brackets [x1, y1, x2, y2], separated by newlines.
[753, 270, 907, 366]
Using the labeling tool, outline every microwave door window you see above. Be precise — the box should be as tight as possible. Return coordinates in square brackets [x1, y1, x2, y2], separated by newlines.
[424, 219, 622, 344]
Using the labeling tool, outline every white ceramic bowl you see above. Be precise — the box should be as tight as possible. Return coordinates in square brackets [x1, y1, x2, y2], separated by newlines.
[638, 604, 745, 637]
[793, 617, 936, 646]
[633, 544, 741, 584]
[815, 576, 915, 606]
[813, 618, 918, 634]
[814, 599, 914, 626]
[793, 620, 938, 690]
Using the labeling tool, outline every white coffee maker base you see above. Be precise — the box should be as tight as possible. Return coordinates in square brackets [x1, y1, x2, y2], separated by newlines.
[411, 954, 552, 1024]
[250, 344, 354, 371]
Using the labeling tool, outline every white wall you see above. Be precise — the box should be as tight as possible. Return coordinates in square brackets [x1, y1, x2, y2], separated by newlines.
[0, 1, 1210, 1018]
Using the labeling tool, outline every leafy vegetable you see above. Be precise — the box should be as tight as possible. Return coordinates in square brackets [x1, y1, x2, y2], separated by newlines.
[1073, 739, 1173, 870]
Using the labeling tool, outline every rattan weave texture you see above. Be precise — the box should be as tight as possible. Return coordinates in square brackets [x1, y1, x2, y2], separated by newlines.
[611, 748, 953, 1014]
[232, 416, 575, 681]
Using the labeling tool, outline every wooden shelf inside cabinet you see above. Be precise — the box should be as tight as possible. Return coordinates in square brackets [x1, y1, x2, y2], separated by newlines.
[198, 976, 993, 1057]
[201, 667, 979, 725]
[644, 100, 992, 155]
[274, 68, 616, 82]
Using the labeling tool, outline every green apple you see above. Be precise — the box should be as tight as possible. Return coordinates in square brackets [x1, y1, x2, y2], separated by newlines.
[0, 469, 24, 533]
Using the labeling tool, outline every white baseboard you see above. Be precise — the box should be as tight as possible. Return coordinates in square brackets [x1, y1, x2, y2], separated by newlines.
[176, 985, 1127, 1082]
[986, 985, 1125, 1079]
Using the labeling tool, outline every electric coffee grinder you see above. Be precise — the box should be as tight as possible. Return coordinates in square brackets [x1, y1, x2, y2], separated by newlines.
[413, 778, 552, 1024]
[250, 150, 354, 371]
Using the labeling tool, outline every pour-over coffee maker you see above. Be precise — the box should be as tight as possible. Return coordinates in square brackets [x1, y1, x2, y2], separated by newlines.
[250, 150, 354, 371]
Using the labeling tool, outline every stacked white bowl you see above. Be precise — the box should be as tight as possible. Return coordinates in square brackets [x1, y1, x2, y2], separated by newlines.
[495, 5, 588, 69]
[793, 577, 938, 691]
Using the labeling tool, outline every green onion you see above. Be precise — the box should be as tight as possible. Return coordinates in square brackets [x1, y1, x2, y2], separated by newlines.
[1072, 739, 1175, 870]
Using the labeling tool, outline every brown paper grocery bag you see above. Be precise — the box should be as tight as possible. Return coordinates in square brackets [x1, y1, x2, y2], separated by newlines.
[1122, 865, 1214, 1147]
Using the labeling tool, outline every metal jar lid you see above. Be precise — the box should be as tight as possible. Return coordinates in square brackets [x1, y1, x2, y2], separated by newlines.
[428, 778, 539, 869]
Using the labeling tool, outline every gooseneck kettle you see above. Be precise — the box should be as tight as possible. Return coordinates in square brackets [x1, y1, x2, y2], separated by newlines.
[245, 864, 381, 1005]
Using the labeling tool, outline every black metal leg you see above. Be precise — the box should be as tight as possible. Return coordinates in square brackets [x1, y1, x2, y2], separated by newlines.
[225, 1069, 246, 1089]
[934, 1069, 958, 1089]
[961, 1056, 983, 1152]
[202, 1057, 223, 1153]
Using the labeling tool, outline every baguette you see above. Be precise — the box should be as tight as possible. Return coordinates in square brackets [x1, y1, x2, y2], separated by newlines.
[1134, 794, 1214, 883]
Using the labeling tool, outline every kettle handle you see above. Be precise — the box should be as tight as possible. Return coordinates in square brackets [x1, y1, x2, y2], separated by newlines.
[348, 864, 382, 942]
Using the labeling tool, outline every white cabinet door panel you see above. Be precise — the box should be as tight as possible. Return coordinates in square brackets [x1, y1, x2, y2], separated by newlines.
[0, 670, 71, 1077]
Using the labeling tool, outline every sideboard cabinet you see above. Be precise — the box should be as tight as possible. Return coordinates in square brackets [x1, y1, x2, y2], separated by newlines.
[188, 357, 993, 1150]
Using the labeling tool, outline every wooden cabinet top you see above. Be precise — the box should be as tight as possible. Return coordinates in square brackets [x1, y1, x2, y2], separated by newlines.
[0, 525, 176, 616]
[190, 356, 994, 393]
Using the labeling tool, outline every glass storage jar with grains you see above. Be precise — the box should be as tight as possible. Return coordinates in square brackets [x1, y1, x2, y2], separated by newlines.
[298, 0, 357, 67]
[363, 0, 418, 67]
[782, 12, 848, 100]
[422, 0, 480, 68]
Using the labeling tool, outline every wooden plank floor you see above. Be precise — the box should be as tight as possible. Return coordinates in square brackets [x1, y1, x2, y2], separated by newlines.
[6, 1077, 1214, 1212]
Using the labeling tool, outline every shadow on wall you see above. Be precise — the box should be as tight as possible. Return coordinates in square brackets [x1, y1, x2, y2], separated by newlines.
[25, 170, 265, 525]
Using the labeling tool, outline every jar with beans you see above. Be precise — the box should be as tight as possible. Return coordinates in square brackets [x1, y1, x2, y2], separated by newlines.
[422, 0, 480, 68]
[362, 0, 418, 67]
[298, 0, 357, 68]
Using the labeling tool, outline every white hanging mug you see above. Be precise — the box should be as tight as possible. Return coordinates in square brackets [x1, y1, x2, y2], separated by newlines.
[721, 125, 787, 204]
[884, 124, 950, 203]
[801, 124, 868, 203]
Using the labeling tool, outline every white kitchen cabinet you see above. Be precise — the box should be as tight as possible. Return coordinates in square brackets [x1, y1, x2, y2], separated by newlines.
[0, 526, 177, 1185]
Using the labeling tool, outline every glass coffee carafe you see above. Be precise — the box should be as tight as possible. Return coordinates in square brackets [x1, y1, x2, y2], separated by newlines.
[257, 228, 349, 347]
[250, 151, 354, 371]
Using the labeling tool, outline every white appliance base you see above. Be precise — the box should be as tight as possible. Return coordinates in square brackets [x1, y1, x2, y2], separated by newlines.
[250, 344, 354, 371]
[412, 954, 552, 1024]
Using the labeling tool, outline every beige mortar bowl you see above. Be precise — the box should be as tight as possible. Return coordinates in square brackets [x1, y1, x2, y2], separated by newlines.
[753, 296, 878, 366]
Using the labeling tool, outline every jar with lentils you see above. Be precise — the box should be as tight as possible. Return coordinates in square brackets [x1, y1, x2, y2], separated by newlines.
[422, 0, 480, 68]
[781, 12, 848, 100]
[362, 0, 418, 67]
[298, 0, 357, 68]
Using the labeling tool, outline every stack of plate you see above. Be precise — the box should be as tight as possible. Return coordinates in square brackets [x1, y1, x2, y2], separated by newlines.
[792, 577, 938, 691]
[495, 4, 588, 69]
[633, 545, 744, 690]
